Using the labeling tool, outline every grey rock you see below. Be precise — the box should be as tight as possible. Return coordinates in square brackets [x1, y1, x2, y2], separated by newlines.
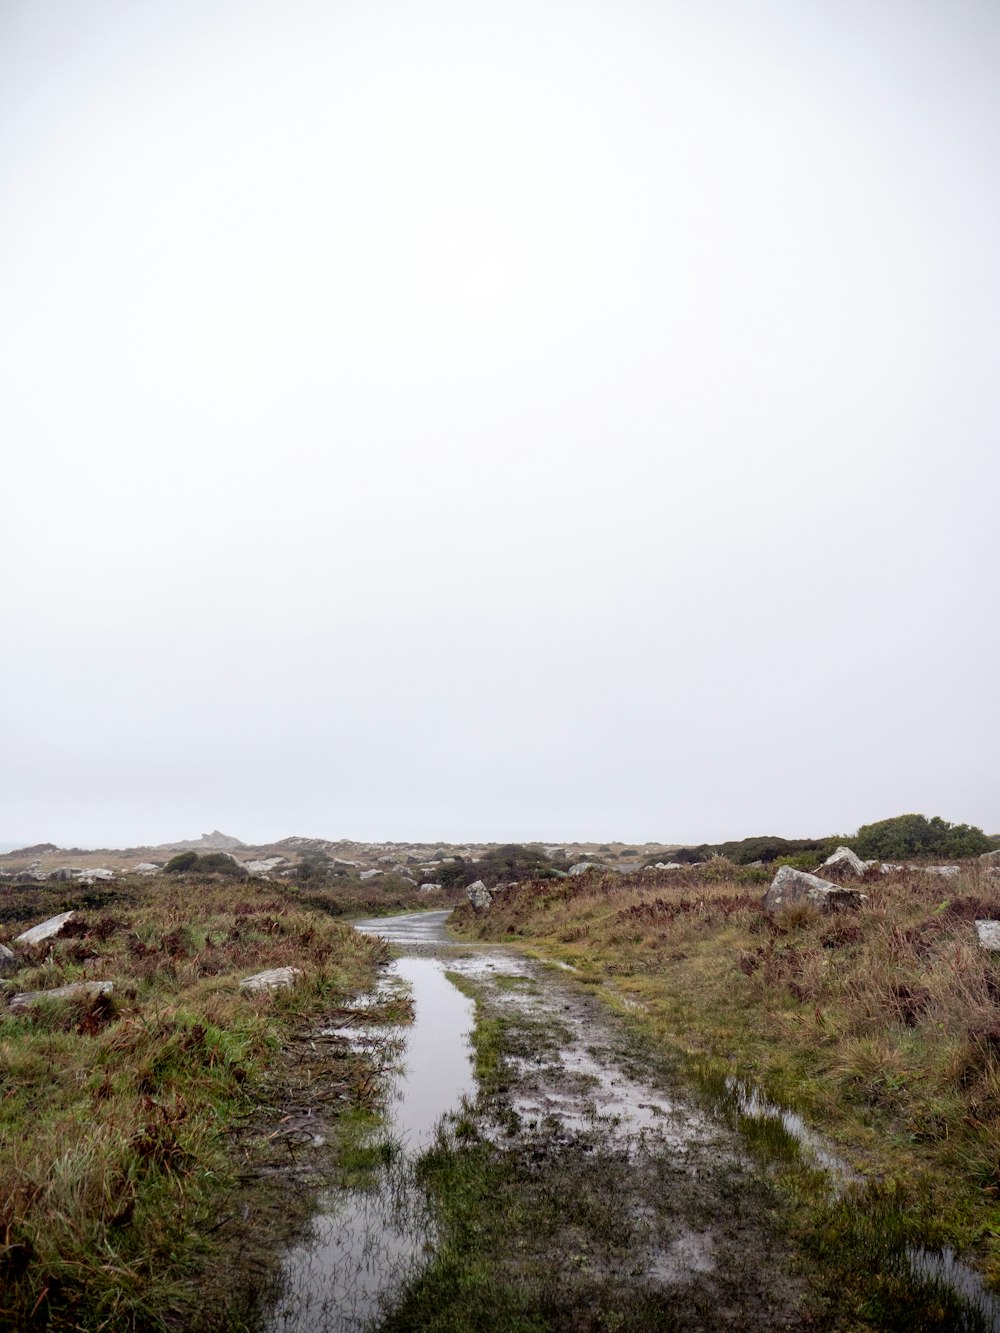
[244, 856, 286, 876]
[466, 880, 493, 911]
[359, 869, 383, 881]
[15, 911, 76, 947]
[49, 867, 76, 882]
[9, 980, 113, 1011]
[240, 966, 303, 992]
[419, 882, 443, 894]
[132, 862, 161, 875]
[76, 868, 115, 883]
[920, 865, 962, 877]
[0, 943, 21, 978]
[820, 846, 870, 879]
[980, 851, 1000, 862]
[976, 921, 1000, 951]
[653, 862, 684, 870]
[763, 866, 866, 914]
[568, 862, 602, 875]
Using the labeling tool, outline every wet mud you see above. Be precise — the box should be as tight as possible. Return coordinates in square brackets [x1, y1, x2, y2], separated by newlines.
[263, 910, 1000, 1332]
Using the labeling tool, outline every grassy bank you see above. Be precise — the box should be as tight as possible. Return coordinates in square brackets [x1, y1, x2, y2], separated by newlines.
[450, 861, 1000, 1309]
[0, 875, 390, 1332]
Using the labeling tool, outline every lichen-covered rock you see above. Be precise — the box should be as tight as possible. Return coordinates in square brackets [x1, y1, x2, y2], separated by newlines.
[132, 862, 161, 875]
[921, 865, 961, 877]
[8, 980, 113, 1010]
[419, 882, 443, 893]
[243, 856, 286, 876]
[466, 880, 493, 910]
[240, 967, 302, 992]
[820, 847, 870, 879]
[0, 943, 21, 978]
[976, 921, 1000, 951]
[14, 911, 76, 947]
[568, 862, 601, 876]
[763, 866, 866, 914]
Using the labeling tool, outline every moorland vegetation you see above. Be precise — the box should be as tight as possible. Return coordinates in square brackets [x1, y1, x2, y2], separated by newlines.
[451, 842, 1000, 1316]
[0, 871, 430, 1332]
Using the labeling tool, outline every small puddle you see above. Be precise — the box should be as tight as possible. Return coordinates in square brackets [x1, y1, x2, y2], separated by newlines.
[715, 1079, 1000, 1326]
[263, 913, 476, 1332]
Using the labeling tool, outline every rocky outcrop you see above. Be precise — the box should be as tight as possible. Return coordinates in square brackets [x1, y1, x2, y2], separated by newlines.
[240, 967, 302, 991]
[8, 980, 113, 1010]
[466, 880, 493, 910]
[820, 847, 870, 879]
[157, 830, 245, 852]
[14, 911, 76, 947]
[763, 866, 866, 914]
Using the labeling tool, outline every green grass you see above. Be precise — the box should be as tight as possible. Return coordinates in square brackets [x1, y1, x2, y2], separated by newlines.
[0, 875, 391, 1332]
[448, 860, 1000, 1321]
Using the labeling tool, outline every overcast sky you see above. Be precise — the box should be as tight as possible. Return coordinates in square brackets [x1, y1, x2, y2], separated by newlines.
[2, 0, 998, 849]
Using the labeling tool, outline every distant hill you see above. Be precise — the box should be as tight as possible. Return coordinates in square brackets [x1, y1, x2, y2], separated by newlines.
[153, 830, 246, 852]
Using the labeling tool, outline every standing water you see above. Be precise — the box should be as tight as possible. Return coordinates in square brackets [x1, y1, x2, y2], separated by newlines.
[264, 911, 475, 1332]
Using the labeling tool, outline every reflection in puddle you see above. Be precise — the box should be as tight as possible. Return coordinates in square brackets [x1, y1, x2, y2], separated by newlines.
[906, 1247, 1000, 1332]
[264, 931, 476, 1332]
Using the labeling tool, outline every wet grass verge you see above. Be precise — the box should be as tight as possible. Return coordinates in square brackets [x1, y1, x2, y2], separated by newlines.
[0, 876, 394, 1332]
[384, 968, 841, 1332]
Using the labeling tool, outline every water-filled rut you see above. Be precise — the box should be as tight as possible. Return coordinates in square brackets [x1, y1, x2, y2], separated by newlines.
[263, 909, 1000, 1332]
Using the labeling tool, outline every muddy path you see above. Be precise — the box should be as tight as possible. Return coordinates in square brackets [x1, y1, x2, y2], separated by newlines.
[262, 909, 852, 1331]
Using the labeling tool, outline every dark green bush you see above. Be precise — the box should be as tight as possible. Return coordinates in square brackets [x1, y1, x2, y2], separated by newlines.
[163, 852, 198, 873]
[849, 814, 992, 860]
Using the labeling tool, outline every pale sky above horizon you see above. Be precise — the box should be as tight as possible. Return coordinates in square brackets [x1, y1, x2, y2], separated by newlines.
[2, 0, 998, 849]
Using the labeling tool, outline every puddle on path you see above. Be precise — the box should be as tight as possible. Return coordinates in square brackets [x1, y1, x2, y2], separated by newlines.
[264, 910, 1000, 1331]
[263, 915, 476, 1332]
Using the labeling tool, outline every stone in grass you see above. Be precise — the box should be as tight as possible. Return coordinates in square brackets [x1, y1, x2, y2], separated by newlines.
[0, 943, 21, 978]
[240, 966, 303, 992]
[419, 882, 443, 894]
[466, 880, 493, 911]
[8, 980, 113, 1011]
[763, 866, 867, 914]
[976, 921, 1000, 951]
[14, 910, 76, 947]
[568, 862, 602, 876]
[820, 846, 870, 879]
